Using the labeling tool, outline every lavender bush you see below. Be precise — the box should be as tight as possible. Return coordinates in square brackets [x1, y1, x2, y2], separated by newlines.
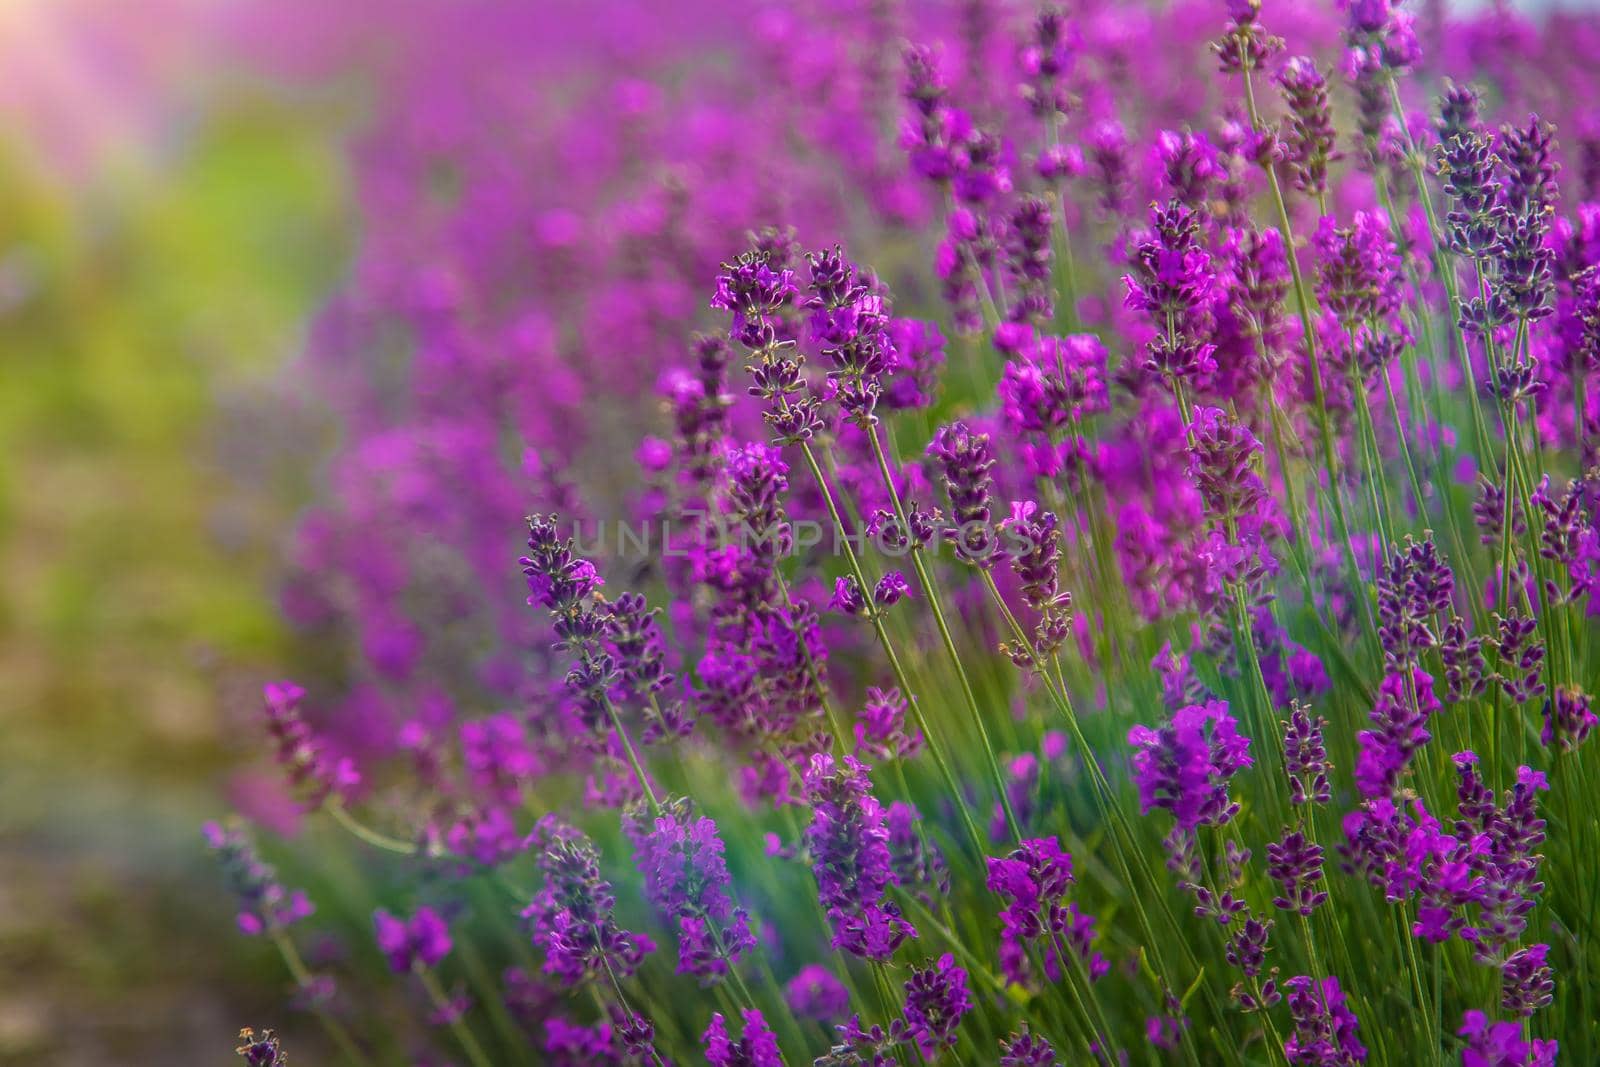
[221, 1, 1600, 1063]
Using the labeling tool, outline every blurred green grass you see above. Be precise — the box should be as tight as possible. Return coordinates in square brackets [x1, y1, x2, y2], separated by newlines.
[0, 91, 349, 1062]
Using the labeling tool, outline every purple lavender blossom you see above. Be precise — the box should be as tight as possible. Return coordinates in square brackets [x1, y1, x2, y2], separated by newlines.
[1458, 1010, 1557, 1066]
[902, 954, 972, 1061]
[1123, 201, 1218, 387]
[1494, 613, 1547, 706]
[998, 334, 1109, 442]
[1283, 975, 1367, 1065]
[1501, 943, 1555, 1018]
[1127, 700, 1253, 830]
[999, 501, 1074, 665]
[986, 837, 1108, 989]
[802, 753, 916, 960]
[830, 576, 868, 618]
[998, 1029, 1060, 1066]
[235, 1028, 285, 1067]
[854, 687, 924, 762]
[928, 421, 1001, 566]
[1267, 830, 1329, 915]
[704, 1009, 783, 1067]
[1283, 704, 1333, 805]
[373, 906, 452, 973]
[882, 318, 945, 411]
[1354, 669, 1440, 799]
[1375, 537, 1455, 669]
[1541, 686, 1597, 751]
[715, 249, 823, 445]
[1213, 0, 1283, 74]
[1276, 57, 1338, 200]
[1441, 617, 1490, 702]
[1225, 915, 1274, 980]
[786, 964, 850, 1022]
[1187, 406, 1267, 526]
[524, 816, 654, 987]
[1005, 196, 1055, 324]
[624, 798, 755, 981]
[1438, 127, 1507, 263]
[805, 245, 894, 426]
[887, 801, 949, 904]
[260, 682, 359, 809]
[204, 820, 314, 936]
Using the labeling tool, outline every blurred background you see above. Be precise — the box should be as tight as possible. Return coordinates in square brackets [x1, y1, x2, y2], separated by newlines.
[0, 0, 351, 1058]
[0, 0, 1593, 1062]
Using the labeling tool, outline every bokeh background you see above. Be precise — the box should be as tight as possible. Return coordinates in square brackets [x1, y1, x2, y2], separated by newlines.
[0, 0, 1589, 1063]
[0, 0, 349, 1058]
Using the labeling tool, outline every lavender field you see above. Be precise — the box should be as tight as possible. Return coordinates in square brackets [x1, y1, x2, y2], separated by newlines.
[4, 1, 1600, 1064]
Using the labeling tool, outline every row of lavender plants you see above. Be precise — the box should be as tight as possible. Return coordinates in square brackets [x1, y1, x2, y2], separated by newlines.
[218, 1, 1600, 1063]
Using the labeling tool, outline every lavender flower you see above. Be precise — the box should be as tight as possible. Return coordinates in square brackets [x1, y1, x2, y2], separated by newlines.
[524, 816, 654, 987]
[1465, 766, 1550, 963]
[1494, 613, 1547, 706]
[1123, 201, 1217, 387]
[604, 592, 674, 703]
[888, 801, 949, 904]
[901, 45, 962, 183]
[1541, 686, 1597, 751]
[1225, 915, 1274, 979]
[1127, 700, 1253, 830]
[1213, 0, 1283, 74]
[1277, 57, 1338, 200]
[1438, 129, 1506, 262]
[1005, 196, 1055, 323]
[1283, 975, 1367, 1065]
[1188, 406, 1267, 526]
[998, 335, 1109, 441]
[260, 682, 359, 809]
[986, 836, 1108, 988]
[716, 249, 823, 444]
[802, 754, 916, 960]
[1154, 128, 1222, 211]
[204, 820, 314, 936]
[1154, 642, 1208, 711]
[522, 515, 621, 742]
[1441, 616, 1490, 702]
[235, 1029, 286, 1067]
[1354, 669, 1439, 799]
[998, 1029, 1060, 1066]
[999, 501, 1074, 666]
[704, 1010, 783, 1067]
[1283, 704, 1333, 805]
[1458, 1010, 1557, 1066]
[1501, 943, 1555, 1018]
[928, 421, 1001, 566]
[1436, 81, 1481, 148]
[874, 572, 912, 609]
[1267, 830, 1328, 915]
[882, 318, 944, 411]
[624, 798, 755, 981]
[786, 964, 850, 1022]
[1375, 536, 1455, 669]
[902, 954, 972, 1061]
[373, 906, 452, 973]
[806, 245, 894, 426]
[1018, 6, 1073, 119]
[1085, 120, 1132, 218]
[854, 687, 924, 762]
